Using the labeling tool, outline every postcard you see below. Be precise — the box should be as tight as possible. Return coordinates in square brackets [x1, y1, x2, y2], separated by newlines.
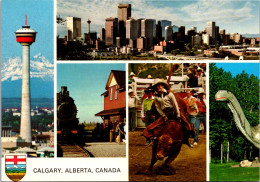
[1, 0, 259, 181]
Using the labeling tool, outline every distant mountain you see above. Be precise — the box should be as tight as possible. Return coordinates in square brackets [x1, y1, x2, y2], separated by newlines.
[2, 98, 53, 109]
[242, 34, 259, 38]
[1, 54, 53, 82]
[1, 54, 54, 98]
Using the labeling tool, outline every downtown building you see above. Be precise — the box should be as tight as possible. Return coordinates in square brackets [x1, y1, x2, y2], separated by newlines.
[141, 19, 155, 49]
[165, 26, 173, 41]
[192, 34, 202, 46]
[160, 20, 172, 38]
[118, 4, 131, 41]
[202, 34, 210, 45]
[67, 17, 81, 41]
[100, 28, 106, 41]
[232, 33, 242, 44]
[205, 21, 221, 45]
[105, 17, 118, 46]
[126, 18, 138, 48]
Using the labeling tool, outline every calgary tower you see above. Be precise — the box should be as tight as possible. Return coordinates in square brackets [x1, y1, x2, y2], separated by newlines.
[15, 15, 37, 143]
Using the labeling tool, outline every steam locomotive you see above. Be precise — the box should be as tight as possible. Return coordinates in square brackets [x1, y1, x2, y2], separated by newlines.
[57, 86, 84, 144]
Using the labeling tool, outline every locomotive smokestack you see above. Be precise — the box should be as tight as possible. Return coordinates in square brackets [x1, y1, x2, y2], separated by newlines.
[61, 86, 67, 92]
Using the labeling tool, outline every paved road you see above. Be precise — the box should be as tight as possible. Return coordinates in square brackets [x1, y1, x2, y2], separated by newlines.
[84, 142, 126, 157]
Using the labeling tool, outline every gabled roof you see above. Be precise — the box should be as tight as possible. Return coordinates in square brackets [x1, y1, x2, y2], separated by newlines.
[105, 70, 125, 90]
[95, 107, 126, 116]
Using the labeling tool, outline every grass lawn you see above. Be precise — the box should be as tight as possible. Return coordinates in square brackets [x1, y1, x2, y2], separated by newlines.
[210, 163, 259, 181]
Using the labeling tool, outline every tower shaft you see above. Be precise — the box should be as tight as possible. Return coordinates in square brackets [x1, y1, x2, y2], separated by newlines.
[20, 45, 31, 143]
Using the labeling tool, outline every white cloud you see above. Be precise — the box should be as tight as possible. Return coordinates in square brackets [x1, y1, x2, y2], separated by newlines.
[1, 54, 54, 82]
[181, 0, 254, 23]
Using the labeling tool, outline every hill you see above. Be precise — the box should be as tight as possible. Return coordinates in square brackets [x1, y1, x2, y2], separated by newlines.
[2, 98, 54, 109]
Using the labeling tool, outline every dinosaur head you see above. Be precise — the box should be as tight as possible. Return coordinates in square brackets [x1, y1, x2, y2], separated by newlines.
[215, 90, 229, 101]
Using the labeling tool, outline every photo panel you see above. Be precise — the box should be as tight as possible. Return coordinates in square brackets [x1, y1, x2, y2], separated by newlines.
[209, 62, 259, 181]
[56, 63, 127, 158]
[56, 0, 259, 61]
[1, 0, 54, 156]
[128, 63, 207, 181]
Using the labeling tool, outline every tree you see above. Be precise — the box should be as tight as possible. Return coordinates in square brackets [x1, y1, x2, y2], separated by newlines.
[56, 15, 66, 25]
[171, 49, 180, 55]
[192, 45, 198, 52]
[202, 43, 209, 51]
[185, 43, 192, 51]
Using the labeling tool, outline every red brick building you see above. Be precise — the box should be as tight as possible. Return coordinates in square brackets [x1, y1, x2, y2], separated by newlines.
[95, 70, 126, 127]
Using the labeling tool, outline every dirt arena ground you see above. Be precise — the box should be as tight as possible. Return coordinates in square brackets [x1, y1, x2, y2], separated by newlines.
[129, 130, 206, 181]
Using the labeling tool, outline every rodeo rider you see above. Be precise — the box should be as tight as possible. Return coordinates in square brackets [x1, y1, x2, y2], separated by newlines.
[152, 78, 194, 147]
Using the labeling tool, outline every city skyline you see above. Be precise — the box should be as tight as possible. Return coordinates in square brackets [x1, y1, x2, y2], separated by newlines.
[57, 0, 259, 37]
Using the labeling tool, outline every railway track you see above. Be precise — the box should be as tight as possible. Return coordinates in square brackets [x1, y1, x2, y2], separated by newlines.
[59, 144, 91, 157]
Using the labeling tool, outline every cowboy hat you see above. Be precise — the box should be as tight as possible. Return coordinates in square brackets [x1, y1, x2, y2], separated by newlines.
[129, 72, 135, 76]
[197, 67, 202, 71]
[187, 70, 193, 75]
[152, 78, 170, 90]
[128, 89, 134, 94]
[197, 88, 205, 94]
[144, 87, 154, 93]
[147, 75, 152, 79]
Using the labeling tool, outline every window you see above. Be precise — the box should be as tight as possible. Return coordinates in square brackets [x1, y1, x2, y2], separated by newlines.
[110, 87, 113, 100]
[115, 85, 118, 100]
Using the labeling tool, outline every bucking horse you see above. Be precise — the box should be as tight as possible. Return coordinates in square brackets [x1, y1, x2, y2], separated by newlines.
[143, 64, 194, 174]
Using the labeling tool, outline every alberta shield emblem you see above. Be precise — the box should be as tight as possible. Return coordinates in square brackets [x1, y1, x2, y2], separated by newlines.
[5, 155, 26, 182]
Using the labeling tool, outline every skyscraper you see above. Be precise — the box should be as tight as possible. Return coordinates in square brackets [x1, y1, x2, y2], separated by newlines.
[206, 21, 216, 44]
[118, 4, 131, 39]
[215, 26, 220, 43]
[156, 21, 162, 41]
[151, 19, 156, 37]
[126, 19, 138, 48]
[118, 4, 131, 22]
[165, 26, 173, 41]
[202, 34, 210, 45]
[137, 18, 144, 37]
[141, 19, 154, 49]
[100, 28, 106, 41]
[160, 20, 172, 38]
[105, 17, 118, 46]
[178, 26, 185, 41]
[219, 29, 225, 35]
[66, 17, 81, 41]
[173, 25, 179, 33]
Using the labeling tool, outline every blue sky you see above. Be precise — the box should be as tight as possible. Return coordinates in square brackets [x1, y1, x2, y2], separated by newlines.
[57, 63, 125, 123]
[1, 0, 54, 99]
[1, 0, 53, 63]
[215, 63, 259, 78]
[57, 0, 259, 37]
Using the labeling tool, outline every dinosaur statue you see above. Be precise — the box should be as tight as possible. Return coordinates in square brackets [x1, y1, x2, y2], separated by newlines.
[215, 90, 260, 149]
